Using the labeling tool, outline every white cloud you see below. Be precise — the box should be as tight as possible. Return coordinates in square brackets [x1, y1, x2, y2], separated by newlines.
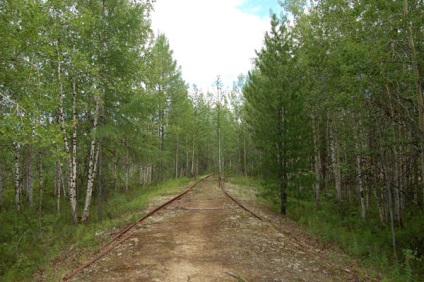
[151, 0, 271, 91]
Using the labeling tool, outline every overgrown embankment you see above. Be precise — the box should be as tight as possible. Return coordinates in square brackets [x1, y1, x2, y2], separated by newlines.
[229, 176, 424, 282]
[0, 178, 192, 281]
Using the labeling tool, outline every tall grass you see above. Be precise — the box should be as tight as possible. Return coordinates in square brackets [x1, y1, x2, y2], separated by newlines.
[0, 177, 192, 281]
[230, 176, 424, 282]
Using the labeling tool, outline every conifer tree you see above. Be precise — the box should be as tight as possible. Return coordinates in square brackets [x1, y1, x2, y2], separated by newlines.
[244, 13, 311, 215]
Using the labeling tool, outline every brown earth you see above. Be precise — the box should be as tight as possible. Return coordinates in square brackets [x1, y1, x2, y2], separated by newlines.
[70, 176, 367, 281]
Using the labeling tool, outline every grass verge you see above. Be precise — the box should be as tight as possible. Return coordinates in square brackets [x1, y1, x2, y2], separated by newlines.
[0, 177, 193, 281]
[229, 176, 424, 282]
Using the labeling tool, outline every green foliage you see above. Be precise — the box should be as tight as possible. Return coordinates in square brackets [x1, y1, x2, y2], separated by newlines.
[235, 175, 424, 280]
[289, 197, 424, 281]
[243, 13, 313, 214]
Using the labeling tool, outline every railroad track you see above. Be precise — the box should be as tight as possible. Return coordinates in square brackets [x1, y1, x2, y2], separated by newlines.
[62, 174, 262, 281]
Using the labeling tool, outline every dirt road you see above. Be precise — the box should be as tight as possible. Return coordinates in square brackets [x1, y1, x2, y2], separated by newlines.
[70, 176, 360, 281]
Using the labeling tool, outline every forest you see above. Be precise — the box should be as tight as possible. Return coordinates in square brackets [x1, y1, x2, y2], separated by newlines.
[1, 0, 423, 280]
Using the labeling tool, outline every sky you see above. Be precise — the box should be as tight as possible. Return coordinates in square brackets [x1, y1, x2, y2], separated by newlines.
[151, 0, 281, 91]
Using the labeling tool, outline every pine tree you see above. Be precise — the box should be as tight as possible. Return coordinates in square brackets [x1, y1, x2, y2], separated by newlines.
[244, 13, 311, 215]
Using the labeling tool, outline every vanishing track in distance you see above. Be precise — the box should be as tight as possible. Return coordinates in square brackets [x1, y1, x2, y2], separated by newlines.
[63, 174, 263, 281]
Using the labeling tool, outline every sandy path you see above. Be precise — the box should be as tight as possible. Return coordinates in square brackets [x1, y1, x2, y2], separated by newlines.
[71, 176, 359, 281]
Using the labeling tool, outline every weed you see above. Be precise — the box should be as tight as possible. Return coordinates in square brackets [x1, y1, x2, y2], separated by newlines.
[0, 177, 193, 281]
[230, 176, 424, 281]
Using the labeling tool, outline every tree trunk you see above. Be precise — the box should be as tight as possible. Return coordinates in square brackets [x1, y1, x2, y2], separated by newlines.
[218, 121, 222, 179]
[413, 158, 418, 205]
[148, 164, 152, 185]
[243, 130, 247, 177]
[81, 141, 100, 221]
[386, 181, 398, 259]
[175, 133, 179, 179]
[186, 150, 189, 177]
[38, 149, 43, 231]
[356, 138, 365, 221]
[139, 164, 144, 186]
[355, 121, 365, 221]
[158, 109, 165, 182]
[366, 175, 371, 209]
[97, 140, 103, 221]
[14, 142, 21, 211]
[0, 164, 3, 207]
[329, 117, 342, 203]
[373, 185, 385, 225]
[81, 93, 101, 221]
[421, 145, 424, 207]
[81, 0, 107, 222]
[56, 43, 78, 222]
[69, 76, 78, 217]
[60, 163, 67, 198]
[56, 160, 61, 213]
[277, 107, 287, 215]
[25, 145, 33, 206]
[312, 117, 322, 208]
[125, 142, 129, 192]
[114, 163, 118, 192]
[81, 135, 100, 222]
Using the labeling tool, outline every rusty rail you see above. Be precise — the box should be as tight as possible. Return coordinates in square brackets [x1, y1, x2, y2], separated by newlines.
[62, 234, 132, 281]
[62, 175, 211, 281]
[219, 178, 263, 221]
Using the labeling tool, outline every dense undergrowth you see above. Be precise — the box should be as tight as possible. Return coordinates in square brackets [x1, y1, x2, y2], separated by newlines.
[230, 176, 424, 282]
[0, 177, 192, 281]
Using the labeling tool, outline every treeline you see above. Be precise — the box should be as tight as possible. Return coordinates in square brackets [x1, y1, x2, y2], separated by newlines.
[0, 0, 248, 226]
[243, 0, 424, 273]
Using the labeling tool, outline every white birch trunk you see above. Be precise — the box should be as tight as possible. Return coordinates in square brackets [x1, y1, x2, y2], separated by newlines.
[69, 76, 77, 213]
[57, 50, 78, 222]
[81, 95, 100, 221]
[82, 140, 99, 221]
